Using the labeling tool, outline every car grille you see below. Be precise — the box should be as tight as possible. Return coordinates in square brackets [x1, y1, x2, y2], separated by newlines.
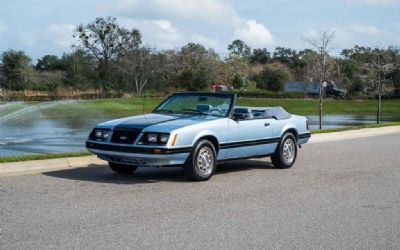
[110, 129, 141, 144]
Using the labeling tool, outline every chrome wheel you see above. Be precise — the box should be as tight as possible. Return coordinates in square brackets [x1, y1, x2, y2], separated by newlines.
[282, 138, 295, 164]
[196, 146, 214, 175]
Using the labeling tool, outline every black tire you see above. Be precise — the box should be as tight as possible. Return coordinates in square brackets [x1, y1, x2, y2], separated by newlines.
[183, 139, 217, 181]
[271, 132, 297, 169]
[108, 162, 138, 174]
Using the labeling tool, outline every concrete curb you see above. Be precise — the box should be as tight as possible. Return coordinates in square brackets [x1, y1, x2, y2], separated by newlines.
[309, 126, 400, 144]
[1, 126, 399, 177]
[0, 155, 106, 177]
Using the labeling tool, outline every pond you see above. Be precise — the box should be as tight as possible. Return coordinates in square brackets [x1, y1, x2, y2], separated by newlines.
[1, 101, 399, 157]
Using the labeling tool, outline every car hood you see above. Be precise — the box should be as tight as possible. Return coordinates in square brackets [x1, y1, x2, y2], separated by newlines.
[97, 113, 219, 131]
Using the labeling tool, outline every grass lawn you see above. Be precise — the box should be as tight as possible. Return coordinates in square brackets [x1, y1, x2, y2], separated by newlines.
[0, 151, 91, 164]
[46, 97, 400, 116]
[78, 97, 400, 116]
[237, 98, 400, 115]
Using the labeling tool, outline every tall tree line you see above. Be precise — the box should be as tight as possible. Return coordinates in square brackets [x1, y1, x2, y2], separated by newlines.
[1, 17, 399, 98]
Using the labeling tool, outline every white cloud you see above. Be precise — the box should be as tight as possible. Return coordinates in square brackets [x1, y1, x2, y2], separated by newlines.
[97, 0, 275, 50]
[303, 24, 399, 52]
[232, 20, 274, 48]
[189, 34, 224, 51]
[348, 25, 379, 34]
[101, 0, 240, 25]
[150, 0, 240, 25]
[18, 23, 76, 51]
[46, 23, 76, 48]
[120, 18, 183, 49]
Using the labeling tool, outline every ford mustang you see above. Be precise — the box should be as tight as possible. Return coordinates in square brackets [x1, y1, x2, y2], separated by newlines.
[86, 92, 311, 181]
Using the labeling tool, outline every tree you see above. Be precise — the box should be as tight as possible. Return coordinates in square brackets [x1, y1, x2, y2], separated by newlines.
[273, 47, 305, 80]
[115, 47, 163, 93]
[232, 74, 244, 89]
[60, 50, 96, 89]
[226, 56, 250, 88]
[298, 49, 319, 96]
[251, 48, 271, 65]
[73, 17, 142, 83]
[252, 63, 291, 91]
[360, 49, 395, 124]
[176, 43, 220, 90]
[0, 49, 35, 90]
[36, 55, 63, 71]
[228, 40, 251, 59]
[273, 47, 298, 65]
[303, 30, 335, 130]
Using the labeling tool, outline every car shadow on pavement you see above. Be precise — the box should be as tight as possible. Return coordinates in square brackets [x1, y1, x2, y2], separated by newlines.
[42, 158, 275, 184]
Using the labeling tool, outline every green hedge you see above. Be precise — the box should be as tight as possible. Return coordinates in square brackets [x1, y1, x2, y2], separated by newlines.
[224, 90, 308, 99]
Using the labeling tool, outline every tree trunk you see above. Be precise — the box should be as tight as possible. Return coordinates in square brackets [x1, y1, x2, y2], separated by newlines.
[319, 50, 324, 130]
[319, 84, 323, 130]
[377, 93, 381, 124]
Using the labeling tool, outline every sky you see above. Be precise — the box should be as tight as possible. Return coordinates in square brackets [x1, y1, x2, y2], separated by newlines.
[0, 0, 399, 60]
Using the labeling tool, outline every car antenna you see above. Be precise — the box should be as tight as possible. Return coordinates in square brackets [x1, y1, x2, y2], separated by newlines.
[142, 82, 150, 123]
[142, 85, 145, 114]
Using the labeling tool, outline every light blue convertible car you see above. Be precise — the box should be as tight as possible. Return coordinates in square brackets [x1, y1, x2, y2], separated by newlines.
[86, 92, 310, 181]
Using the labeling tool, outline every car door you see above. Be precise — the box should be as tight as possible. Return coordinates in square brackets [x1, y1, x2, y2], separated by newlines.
[224, 115, 275, 159]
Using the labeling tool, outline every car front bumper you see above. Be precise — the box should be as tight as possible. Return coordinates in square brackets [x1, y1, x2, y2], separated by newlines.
[86, 141, 191, 166]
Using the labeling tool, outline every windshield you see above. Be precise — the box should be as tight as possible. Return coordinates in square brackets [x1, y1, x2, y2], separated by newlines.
[154, 93, 234, 117]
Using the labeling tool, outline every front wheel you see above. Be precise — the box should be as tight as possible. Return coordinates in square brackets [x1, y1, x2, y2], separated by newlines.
[183, 139, 217, 181]
[271, 133, 297, 169]
[108, 162, 138, 174]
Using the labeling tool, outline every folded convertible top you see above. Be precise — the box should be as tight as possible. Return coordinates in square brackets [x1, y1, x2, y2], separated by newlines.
[265, 107, 292, 120]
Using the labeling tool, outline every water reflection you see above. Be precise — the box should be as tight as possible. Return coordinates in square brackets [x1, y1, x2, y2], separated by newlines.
[306, 114, 400, 129]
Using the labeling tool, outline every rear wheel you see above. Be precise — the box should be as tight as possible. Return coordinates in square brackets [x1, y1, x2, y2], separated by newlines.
[271, 132, 297, 169]
[108, 162, 138, 174]
[183, 139, 217, 181]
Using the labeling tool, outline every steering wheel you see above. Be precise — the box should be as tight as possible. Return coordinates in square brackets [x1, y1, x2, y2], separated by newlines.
[208, 108, 224, 114]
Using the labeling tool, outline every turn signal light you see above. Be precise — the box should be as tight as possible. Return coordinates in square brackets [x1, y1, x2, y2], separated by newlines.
[153, 148, 162, 154]
[171, 134, 178, 146]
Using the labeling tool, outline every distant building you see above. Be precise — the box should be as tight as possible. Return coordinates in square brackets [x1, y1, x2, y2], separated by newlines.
[284, 81, 345, 97]
[284, 81, 320, 94]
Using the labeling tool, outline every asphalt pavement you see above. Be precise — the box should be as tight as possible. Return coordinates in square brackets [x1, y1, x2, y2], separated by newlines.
[1, 133, 400, 249]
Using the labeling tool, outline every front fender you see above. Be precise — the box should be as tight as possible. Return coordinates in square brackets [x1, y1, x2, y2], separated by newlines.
[191, 130, 220, 146]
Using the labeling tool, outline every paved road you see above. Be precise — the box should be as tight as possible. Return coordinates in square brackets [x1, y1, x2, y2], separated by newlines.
[1, 134, 400, 249]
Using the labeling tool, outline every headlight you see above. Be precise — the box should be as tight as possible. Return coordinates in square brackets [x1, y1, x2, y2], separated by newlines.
[141, 133, 170, 145]
[92, 129, 109, 141]
[147, 133, 158, 143]
[160, 134, 169, 143]
[102, 131, 109, 139]
[95, 130, 102, 138]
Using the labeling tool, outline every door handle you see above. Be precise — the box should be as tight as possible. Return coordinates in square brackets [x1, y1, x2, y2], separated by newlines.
[264, 123, 270, 127]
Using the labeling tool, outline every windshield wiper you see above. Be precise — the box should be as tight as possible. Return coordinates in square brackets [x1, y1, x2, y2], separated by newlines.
[180, 109, 207, 115]
[154, 109, 174, 114]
